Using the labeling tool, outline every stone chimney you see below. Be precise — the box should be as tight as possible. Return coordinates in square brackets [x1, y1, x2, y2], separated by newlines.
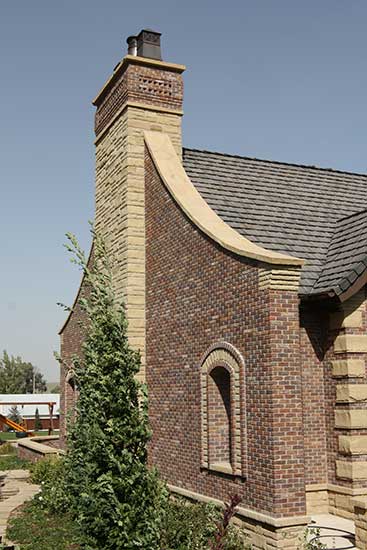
[92, 30, 185, 381]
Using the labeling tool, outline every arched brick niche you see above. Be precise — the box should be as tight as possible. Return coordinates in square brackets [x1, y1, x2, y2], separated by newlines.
[65, 369, 78, 420]
[200, 342, 246, 477]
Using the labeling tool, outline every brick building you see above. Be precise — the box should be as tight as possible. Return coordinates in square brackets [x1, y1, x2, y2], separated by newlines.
[59, 30, 367, 549]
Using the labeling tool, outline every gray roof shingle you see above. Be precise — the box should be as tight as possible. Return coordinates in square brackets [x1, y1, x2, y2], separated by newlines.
[312, 209, 367, 296]
[182, 148, 367, 297]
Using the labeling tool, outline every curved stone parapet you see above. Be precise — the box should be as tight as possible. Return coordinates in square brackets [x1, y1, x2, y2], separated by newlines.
[144, 131, 304, 267]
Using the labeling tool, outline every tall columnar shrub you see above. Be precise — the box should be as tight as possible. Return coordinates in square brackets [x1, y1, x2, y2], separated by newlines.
[62, 232, 167, 550]
[34, 407, 42, 431]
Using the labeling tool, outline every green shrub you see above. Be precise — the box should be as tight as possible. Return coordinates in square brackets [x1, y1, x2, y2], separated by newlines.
[160, 498, 249, 550]
[30, 457, 70, 514]
[34, 407, 42, 431]
[30, 456, 60, 484]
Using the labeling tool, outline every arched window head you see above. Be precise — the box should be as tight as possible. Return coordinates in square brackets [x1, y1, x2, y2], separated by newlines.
[200, 342, 246, 477]
[65, 369, 78, 418]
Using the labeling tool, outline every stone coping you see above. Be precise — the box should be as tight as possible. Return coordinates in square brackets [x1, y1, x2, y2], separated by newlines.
[29, 435, 59, 443]
[306, 483, 367, 497]
[144, 131, 304, 267]
[168, 484, 309, 528]
[17, 436, 64, 456]
[208, 462, 234, 475]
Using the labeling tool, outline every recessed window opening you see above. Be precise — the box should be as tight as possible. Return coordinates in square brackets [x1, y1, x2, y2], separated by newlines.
[208, 366, 232, 468]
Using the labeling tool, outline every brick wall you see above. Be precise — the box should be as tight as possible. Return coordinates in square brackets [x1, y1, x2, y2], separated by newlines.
[300, 304, 329, 486]
[23, 417, 60, 431]
[145, 148, 306, 518]
[59, 272, 89, 446]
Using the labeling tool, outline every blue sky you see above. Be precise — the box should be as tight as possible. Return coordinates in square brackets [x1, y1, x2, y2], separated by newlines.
[1, 1, 367, 381]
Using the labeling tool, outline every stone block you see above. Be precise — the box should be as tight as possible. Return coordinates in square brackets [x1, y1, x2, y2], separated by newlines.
[334, 335, 367, 353]
[339, 435, 367, 455]
[335, 409, 367, 429]
[332, 359, 365, 378]
[336, 384, 367, 403]
[336, 460, 367, 480]
[330, 310, 363, 329]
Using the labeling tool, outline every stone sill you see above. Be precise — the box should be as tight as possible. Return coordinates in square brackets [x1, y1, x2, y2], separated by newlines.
[207, 462, 234, 475]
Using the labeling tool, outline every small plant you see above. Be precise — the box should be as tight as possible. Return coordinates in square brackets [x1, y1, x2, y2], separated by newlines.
[301, 527, 327, 550]
[160, 497, 249, 550]
[209, 494, 243, 550]
[29, 457, 69, 514]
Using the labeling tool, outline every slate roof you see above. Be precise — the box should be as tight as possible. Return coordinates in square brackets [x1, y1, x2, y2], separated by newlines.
[182, 148, 367, 297]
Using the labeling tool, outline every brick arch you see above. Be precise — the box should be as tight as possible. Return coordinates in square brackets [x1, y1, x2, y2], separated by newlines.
[200, 342, 245, 476]
[65, 368, 78, 419]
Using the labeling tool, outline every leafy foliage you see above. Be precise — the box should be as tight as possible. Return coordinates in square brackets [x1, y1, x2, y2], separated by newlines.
[302, 528, 327, 550]
[8, 405, 23, 426]
[160, 498, 249, 550]
[30, 457, 70, 514]
[7, 491, 249, 550]
[209, 495, 244, 550]
[60, 232, 167, 549]
[0, 351, 46, 394]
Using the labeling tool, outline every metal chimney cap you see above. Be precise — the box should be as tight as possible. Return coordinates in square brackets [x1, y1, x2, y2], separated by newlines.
[136, 29, 162, 60]
[126, 35, 138, 56]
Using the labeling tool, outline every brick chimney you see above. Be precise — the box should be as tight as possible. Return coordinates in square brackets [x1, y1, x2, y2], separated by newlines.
[92, 30, 185, 381]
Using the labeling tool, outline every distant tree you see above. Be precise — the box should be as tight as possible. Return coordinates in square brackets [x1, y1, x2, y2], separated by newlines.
[8, 405, 23, 426]
[34, 408, 42, 431]
[0, 351, 47, 394]
[49, 384, 60, 393]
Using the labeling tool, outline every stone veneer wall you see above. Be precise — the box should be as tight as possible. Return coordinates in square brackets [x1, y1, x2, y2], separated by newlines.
[327, 288, 367, 518]
[300, 289, 367, 518]
[60, 57, 184, 442]
[93, 60, 184, 382]
[17, 436, 63, 463]
[145, 149, 308, 548]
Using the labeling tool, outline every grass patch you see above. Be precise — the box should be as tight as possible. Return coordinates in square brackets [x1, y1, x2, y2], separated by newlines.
[0, 442, 16, 455]
[0, 432, 18, 441]
[7, 501, 82, 550]
[0, 455, 30, 470]
[0, 431, 59, 441]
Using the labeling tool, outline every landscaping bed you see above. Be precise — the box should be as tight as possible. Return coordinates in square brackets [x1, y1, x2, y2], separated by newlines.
[7, 502, 82, 550]
[0, 445, 30, 471]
